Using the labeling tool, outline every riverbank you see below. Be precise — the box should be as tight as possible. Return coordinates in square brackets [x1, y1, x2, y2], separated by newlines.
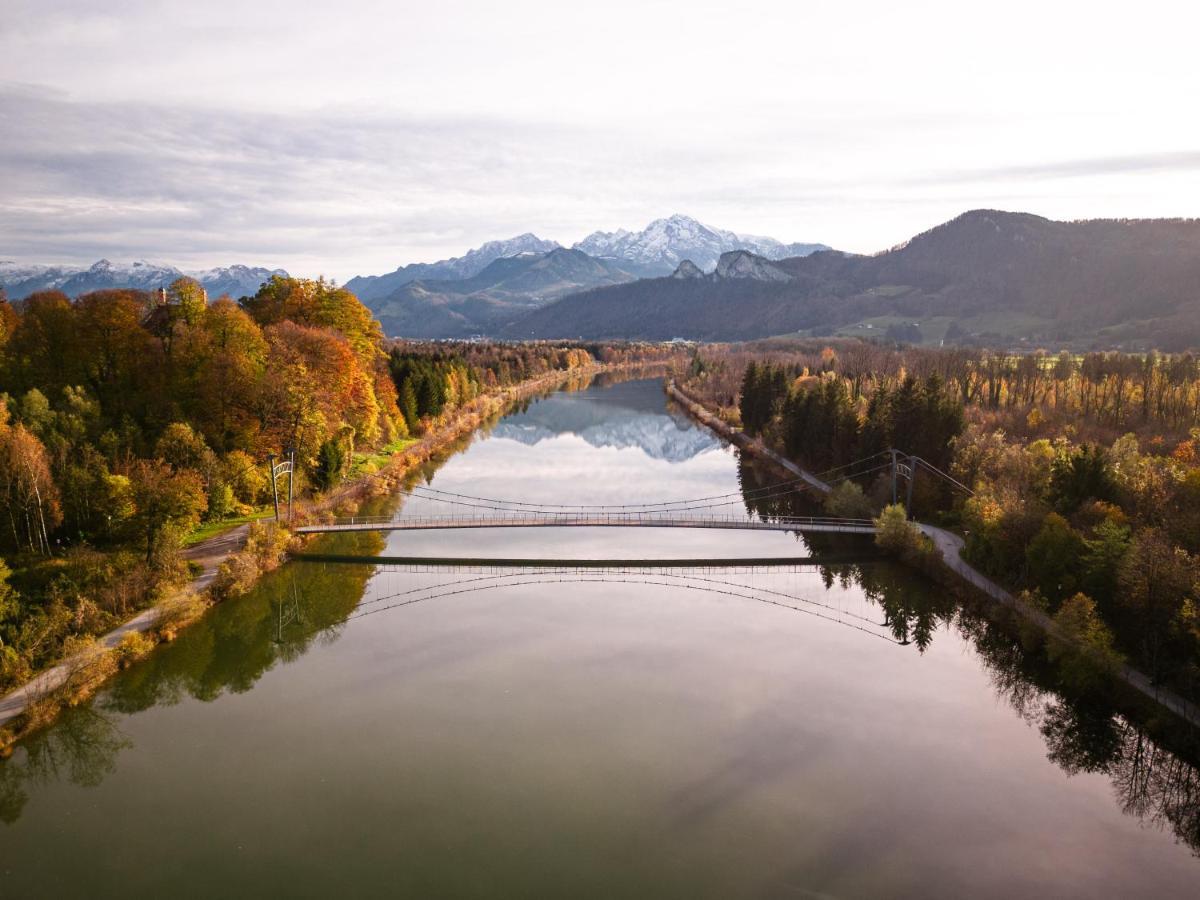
[665, 379, 1200, 728]
[0, 362, 631, 751]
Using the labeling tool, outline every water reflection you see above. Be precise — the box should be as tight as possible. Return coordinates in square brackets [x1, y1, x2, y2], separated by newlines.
[2, 373, 1199, 893]
[494, 378, 720, 462]
[104, 529, 384, 714]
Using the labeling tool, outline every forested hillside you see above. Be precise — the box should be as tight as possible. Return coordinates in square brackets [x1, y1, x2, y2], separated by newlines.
[508, 211, 1200, 349]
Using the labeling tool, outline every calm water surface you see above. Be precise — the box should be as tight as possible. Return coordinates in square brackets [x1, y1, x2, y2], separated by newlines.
[2, 377, 1199, 897]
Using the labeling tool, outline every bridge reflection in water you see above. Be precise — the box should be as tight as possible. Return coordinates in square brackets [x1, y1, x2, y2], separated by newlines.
[287, 555, 900, 644]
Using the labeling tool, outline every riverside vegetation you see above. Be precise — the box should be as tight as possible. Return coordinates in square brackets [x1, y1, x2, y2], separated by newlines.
[682, 340, 1200, 709]
[0, 276, 677, 746]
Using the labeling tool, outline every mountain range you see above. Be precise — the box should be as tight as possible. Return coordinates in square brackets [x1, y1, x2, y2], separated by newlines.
[365, 247, 638, 338]
[503, 211, 1200, 350]
[0, 259, 288, 301]
[572, 213, 828, 275]
[344, 233, 560, 303]
[345, 214, 828, 336]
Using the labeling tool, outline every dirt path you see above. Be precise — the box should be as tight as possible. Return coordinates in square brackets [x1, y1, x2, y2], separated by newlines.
[0, 524, 251, 728]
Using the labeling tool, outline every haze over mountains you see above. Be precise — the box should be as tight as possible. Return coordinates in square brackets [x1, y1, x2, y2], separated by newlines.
[0, 259, 288, 301]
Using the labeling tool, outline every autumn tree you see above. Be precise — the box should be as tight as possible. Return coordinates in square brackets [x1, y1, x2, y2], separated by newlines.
[1117, 528, 1200, 680]
[129, 459, 206, 568]
[0, 408, 63, 554]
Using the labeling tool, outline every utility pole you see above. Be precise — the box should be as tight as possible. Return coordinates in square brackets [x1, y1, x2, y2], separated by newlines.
[287, 447, 295, 523]
[268, 453, 280, 521]
[905, 455, 917, 519]
[890, 449, 898, 506]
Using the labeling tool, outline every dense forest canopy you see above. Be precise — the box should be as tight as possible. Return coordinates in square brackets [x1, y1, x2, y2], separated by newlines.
[684, 339, 1200, 706]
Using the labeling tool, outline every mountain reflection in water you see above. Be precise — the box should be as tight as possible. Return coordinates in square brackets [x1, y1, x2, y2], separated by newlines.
[493, 379, 720, 462]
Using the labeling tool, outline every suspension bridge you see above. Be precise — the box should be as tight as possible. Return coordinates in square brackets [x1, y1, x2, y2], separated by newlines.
[294, 513, 877, 535]
[293, 447, 972, 539]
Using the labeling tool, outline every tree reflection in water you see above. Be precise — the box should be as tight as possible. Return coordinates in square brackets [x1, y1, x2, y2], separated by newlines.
[738, 451, 1200, 855]
[2, 451, 1199, 858]
[1, 706, 131, 825]
[0, 524, 385, 826]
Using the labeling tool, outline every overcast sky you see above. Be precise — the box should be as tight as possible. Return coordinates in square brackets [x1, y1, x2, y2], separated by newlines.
[2, 0, 1199, 281]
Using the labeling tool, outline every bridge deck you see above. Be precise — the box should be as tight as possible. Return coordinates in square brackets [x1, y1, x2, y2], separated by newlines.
[295, 515, 877, 535]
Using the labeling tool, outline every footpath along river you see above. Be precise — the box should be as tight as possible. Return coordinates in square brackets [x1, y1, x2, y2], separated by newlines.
[1, 376, 1198, 897]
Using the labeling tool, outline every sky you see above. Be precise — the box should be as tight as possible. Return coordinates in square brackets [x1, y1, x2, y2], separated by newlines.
[2, 0, 1199, 282]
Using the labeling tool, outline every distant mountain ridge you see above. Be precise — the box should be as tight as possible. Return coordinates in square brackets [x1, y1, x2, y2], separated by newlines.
[0, 259, 288, 300]
[502, 211, 1200, 349]
[346, 214, 827, 336]
[344, 233, 560, 303]
[367, 247, 637, 338]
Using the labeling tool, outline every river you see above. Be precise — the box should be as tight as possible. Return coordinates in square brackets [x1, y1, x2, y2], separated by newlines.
[2, 376, 1198, 897]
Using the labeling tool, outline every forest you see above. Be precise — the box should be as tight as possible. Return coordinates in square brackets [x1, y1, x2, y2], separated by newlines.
[0, 277, 603, 696]
[683, 339, 1200, 705]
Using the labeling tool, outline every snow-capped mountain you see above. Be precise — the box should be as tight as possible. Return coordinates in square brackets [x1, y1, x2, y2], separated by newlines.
[572, 214, 827, 275]
[493, 407, 719, 462]
[344, 233, 560, 303]
[0, 259, 287, 300]
[189, 264, 290, 298]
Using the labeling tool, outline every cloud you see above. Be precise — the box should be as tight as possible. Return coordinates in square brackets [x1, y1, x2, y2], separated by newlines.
[0, 86, 865, 277]
[924, 152, 1200, 185]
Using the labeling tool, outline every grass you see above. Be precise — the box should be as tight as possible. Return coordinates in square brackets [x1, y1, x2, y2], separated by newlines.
[348, 437, 418, 477]
[182, 508, 274, 547]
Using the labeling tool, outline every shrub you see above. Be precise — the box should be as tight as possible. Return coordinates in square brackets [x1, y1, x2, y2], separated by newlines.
[55, 636, 118, 707]
[154, 592, 210, 641]
[209, 522, 291, 601]
[114, 630, 156, 668]
[823, 481, 875, 519]
[874, 504, 923, 557]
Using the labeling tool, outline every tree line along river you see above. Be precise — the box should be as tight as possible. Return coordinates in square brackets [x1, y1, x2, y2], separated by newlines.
[1, 375, 1198, 897]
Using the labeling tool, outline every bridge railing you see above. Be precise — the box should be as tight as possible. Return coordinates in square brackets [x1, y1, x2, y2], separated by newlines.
[314, 512, 877, 529]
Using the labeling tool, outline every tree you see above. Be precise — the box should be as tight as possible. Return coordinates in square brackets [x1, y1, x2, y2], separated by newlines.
[1117, 528, 1199, 680]
[1080, 518, 1131, 608]
[0, 408, 63, 553]
[1049, 444, 1115, 513]
[1048, 593, 1124, 693]
[314, 439, 345, 490]
[1026, 513, 1087, 606]
[242, 276, 383, 366]
[129, 459, 207, 567]
[167, 277, 207, 327]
